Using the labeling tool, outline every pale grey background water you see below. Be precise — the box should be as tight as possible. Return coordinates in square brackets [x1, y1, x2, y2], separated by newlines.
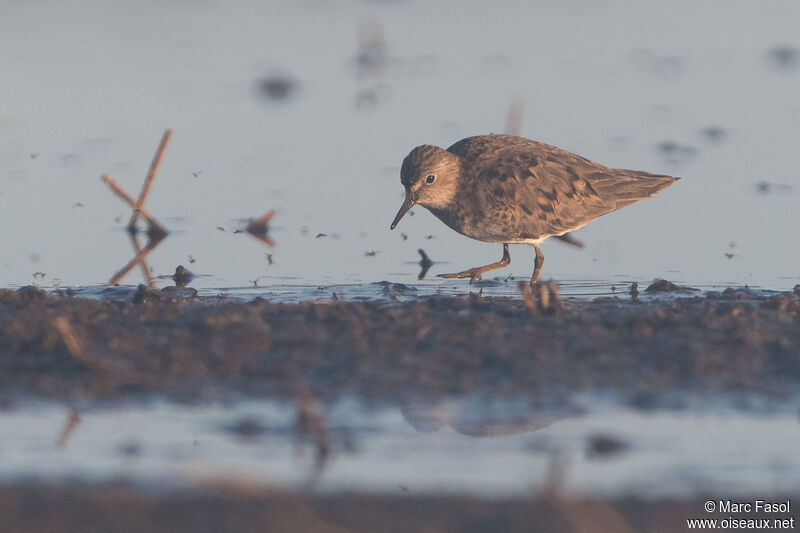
[2, 2, 800, 502]
[2, 0, 799, 291]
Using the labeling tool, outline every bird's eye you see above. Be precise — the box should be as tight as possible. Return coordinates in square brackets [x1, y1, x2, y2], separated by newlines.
[425, 174, 436, 184]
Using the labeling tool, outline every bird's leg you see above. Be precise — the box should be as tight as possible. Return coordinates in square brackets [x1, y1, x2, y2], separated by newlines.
[437, 244, 510, 284]
[530, 243, 544, 285]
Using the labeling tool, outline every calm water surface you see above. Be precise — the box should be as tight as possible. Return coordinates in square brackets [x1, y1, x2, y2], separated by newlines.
[3, 395, 799, 499]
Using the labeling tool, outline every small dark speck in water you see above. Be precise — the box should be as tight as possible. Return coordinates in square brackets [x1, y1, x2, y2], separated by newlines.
[586, 434, 629, 459]
[188, 255, 196, 264]
[118, 441, 142, 457]
[700, 126, 727, 143]
[656, 140, 698, 164]
[316, 233, 328, 238]
[266, 254, 273, 265]
[755, 181, 793, 194]
[365, 250, 378, 257]
[258, 72, 299, 101]
[629, 48, 684, 79]
[192, 171, 202, 178]
[400, 233, 408, 241]
[233, 229, 244, 234]
[226, 417, 267, 439]
[767, 45, 798, 70]
[216, 227, 225, 232]
[73, 202, 84, 208]
[725, 252, 735, 260]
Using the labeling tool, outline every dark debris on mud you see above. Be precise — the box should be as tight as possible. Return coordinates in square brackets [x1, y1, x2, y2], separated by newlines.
[1, 285, 800, 404]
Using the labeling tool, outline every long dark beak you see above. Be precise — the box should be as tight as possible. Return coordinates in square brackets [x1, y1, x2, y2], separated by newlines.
[390, 192, 416, 230]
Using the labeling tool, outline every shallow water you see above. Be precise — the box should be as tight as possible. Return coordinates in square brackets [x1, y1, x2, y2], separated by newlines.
[3, 395, 799, 499]
[1, 0, 800, 291]
[52, 277, 776, 304]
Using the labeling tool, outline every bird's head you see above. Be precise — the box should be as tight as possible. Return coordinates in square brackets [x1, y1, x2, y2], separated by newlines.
[390, 145, 461, 229]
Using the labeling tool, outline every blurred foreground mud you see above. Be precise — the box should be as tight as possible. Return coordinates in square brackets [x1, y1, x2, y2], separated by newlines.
[1, 285, 799, 404]
[0, 483, 797, 533]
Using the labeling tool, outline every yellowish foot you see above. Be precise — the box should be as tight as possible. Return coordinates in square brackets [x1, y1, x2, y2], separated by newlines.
[437, 269, 485, 284]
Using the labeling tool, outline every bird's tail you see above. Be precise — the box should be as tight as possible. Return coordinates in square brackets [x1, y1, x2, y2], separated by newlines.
[587, 170, 679, 209]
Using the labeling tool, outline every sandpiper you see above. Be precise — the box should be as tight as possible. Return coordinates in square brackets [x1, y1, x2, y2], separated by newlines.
[390, 134, 678, 284]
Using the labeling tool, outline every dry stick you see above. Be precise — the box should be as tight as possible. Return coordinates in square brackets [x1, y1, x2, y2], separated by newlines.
[56, 409, 82, 448]
[53, 316, 90, 364]
[247, 232, 276, 248]
[245, 209, 275, 235]
[291, 379, 330, 481]
[546, 279, 564, 315]
[520, 282, 540, 315]
[102, 174, 168, 235]
[128, 129, 173, 228]
[505, 98, 525, 137]
[245, 210, 276, 247]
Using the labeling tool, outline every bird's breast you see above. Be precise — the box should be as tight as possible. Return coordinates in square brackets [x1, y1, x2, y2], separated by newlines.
[426, 199, 523, 243]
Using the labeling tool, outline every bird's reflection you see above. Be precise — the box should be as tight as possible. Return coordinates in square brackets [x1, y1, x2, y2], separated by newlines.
[400, 396, 566, 438]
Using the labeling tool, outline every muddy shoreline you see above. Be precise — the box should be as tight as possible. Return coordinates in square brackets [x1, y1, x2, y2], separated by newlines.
[1, 284, 799, 405]
[0, 483, 796, 533]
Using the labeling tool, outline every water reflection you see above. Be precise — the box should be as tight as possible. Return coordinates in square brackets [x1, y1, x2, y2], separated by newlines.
[401, 396, 565, 437]
[416, 249, 433, 279]
[108, 231, 166, 286]
[5, 393, 798, 498]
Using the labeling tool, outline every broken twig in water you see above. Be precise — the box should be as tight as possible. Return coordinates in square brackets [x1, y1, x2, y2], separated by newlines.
[505, 98, 525, 137]
[128, 129, 172, 228]
[245, 210, 276, 247]
[56, 409, 82, 448]
[101, 174, 168, 236]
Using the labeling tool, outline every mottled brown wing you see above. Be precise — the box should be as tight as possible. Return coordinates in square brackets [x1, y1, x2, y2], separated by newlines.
[450, 135, 677, 240]
[471, 143, 616, 239]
